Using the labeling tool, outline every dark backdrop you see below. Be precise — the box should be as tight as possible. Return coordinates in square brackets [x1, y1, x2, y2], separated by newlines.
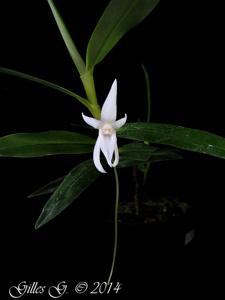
[0, 0, 224, 297]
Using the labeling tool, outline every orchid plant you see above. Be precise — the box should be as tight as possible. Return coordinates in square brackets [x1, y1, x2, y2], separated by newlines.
[1, 0, 225, 282]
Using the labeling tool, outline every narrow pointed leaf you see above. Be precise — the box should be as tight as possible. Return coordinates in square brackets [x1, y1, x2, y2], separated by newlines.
[118, 123, 225, 159]
[35, 160, 100, 229]
[0, 67, 89, 107]
[47, 0, 85, 75]
[28, 176, 64, 198]
[0, 131, 95, 157]
[86, 0, 160, 69]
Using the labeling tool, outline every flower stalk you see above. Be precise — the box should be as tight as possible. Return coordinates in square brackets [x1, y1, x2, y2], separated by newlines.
[107, 167, 119, 284]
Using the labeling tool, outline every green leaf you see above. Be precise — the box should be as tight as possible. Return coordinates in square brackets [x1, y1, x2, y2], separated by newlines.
[0, 131, 95, 157]
[86, 0, 160, 70]
[47, 0, 85, 75]
[35, 159, 100, 229]
[28, 176, 64, 198]
[118, 142, 182, 168]
[0, 67, 89, 108]
[120, 142, 158, 161]
[118, 123, 225, 159]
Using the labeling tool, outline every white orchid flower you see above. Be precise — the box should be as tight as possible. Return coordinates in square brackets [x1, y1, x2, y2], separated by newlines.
[82, 79, 127, 173]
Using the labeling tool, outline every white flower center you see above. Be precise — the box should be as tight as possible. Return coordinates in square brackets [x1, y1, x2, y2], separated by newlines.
[101, 123, 114, 135]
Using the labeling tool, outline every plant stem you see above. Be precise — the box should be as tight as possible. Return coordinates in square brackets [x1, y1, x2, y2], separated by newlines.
[80, 69, 101, 119]
[107, 167, 119, 284]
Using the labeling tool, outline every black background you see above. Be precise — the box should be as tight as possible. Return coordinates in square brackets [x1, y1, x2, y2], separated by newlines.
[0, 0, 224, 298]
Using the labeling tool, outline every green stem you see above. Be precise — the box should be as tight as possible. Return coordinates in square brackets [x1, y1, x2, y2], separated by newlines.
[107, 167, 119, 284]
[80, 69, 100, 119]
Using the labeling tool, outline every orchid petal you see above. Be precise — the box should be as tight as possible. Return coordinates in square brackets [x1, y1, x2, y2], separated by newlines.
[114, 114, 127, 129]
[108, 133, 117, 165]
[99, 134, 112, 167]
[101, 79, 117, 122]
[93, 135, 106, 173]
[82, 113, 101, 129]
[112, 144, 119, 167]
[99, 132, 116, 167]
